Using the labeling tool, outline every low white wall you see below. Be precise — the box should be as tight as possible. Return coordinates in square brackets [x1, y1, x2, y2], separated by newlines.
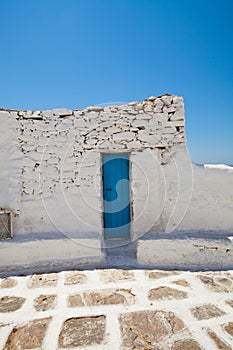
[146, 147, 233, 234]
[137, 236, 233, 269]
[177, 164, 233, 232]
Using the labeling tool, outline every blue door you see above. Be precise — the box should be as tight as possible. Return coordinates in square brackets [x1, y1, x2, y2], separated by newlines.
[102, 154, 130, 239]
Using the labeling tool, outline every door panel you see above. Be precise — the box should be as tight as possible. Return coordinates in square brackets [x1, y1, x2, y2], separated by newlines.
[102, 154, 130, 239]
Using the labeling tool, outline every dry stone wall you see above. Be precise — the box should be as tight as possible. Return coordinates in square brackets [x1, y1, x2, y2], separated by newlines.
[17, 94, 184, 198]
[0, 94, 186, 237]
[1, 94, 233, 241]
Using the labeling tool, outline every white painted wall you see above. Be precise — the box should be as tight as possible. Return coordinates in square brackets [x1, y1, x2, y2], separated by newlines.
[141, 146, 233, 234]
[0, 95, 186, 241]
[137, 235, 233, 268]
[0, 112, 22, 232]
[0, 95, 232, 247]
[177, 163, 233, 232]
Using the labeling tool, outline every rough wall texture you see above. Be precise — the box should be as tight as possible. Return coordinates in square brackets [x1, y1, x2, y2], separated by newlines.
[0, 94, 185, 238]
[0, 94, 232, 243]
[17, 94, 184, 201]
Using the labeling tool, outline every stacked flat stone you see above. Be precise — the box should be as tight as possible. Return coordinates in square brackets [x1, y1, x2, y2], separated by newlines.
[0, 94, 185, 199]
[17, 94, 185, 150]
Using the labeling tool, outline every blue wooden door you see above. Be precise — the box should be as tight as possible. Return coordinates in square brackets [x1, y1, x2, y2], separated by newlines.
[102, 154, 130, 239]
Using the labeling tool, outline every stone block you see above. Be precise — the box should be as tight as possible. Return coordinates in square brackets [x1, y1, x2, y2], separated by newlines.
[4, 318, 51, 349]
[73, 110, 83, 117]
[170, 108, 184, 120]
[99, 111, 115, 121]
[67, 294, 85, 307]
[163, 125, 177, 133]
[85, 138, 98, 145]
[146, 96, 157, 101]
[126, 140, 142, 149]
[148, 286, 188, 300]
[191, 304, 225, 320]
[154, 106, 162, 112]
[172, 339, 202, 350]
[162, 134, 174, 144]
[198, 272, 233, 292]
[27, 273, 58, 288]
[100, 121, 113, 128]
[22, 112, 43, 120]
[113, 131, 135, 142]
[172, 279, 190, 287]
[84, 288, 134, 306]
[161, 95, 173, 105]
[164, 106, 176, 113]
[115, 119, 130, 127]
[137, 130, 161, 144]
[0, 278, 18, 288]
[0, 296, 25, 313]
[119, 310, 185, 349]
[64, 271, 87, 285]
[98, 140, 112, 149]
[144, 105, 154, 113]
[87, 111, 98, 119]
[145, 270, 181, 279]
[59, 316, 106, 347]
[223, 322, 233, 336]
[206, 328, 231, 350]
[105, 126, 122, 134]
[53, 108, 73, 116]
[128, 101, 138, 105]
[131, 119, 148, 128]
[226, 299, 233, 308]
[154, 99, 164, 107]
[173, 96, 183, 104]
[152, 112, 169, 122]
[104, 106, 118, 112]
[87, 106, 104, 112]
[100, 269, 134, 283]
[68, 289, 134, 307]
[22, 111, 32, 117]
[33, 294, 57, 311]
[134, 103, 144, 110]
[170, 120, 185, 127]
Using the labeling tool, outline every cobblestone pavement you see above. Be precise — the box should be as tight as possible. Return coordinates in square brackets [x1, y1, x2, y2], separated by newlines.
[0, 269, 233, 349]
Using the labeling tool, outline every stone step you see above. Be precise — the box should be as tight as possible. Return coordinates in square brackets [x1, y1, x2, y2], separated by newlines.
[137, 233, 233, 269]
[0, 235, 104, 277]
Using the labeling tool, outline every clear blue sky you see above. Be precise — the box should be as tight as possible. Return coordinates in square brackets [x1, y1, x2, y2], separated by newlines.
[0, 0, 232, 165]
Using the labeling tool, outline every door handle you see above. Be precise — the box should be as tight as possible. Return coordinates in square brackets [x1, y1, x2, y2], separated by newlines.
[105, 188, 112, 191]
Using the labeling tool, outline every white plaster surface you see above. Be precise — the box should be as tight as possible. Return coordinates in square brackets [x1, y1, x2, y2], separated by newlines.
[137, 236, 233, 268]
[0, 95, 233, 271]
[0, 238, 103, 274]
[176, 164, 233, 232]
[0, 95, 186, 242]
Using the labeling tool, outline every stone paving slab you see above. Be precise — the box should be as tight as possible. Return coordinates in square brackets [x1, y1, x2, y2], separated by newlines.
[0, 269, 233, 349]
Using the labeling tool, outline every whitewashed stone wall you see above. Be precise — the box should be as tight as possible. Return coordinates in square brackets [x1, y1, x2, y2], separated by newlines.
[0, 95, 185, 239]
[0, 93, 232, 248]
[17, 94, 184, 198]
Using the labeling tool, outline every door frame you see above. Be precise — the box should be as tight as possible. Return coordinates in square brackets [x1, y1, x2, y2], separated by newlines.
[101, 152, 133, 240]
